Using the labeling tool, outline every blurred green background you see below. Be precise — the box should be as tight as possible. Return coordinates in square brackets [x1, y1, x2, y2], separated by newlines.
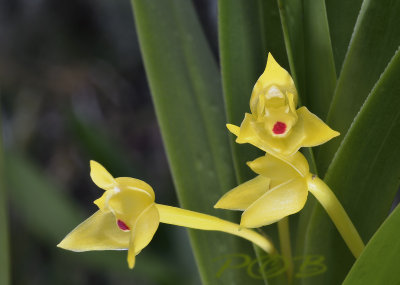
[0, 0, 219, 284]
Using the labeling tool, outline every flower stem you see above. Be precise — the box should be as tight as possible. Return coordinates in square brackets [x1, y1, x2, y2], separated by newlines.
[278, 217, 293, 284]
[155, 204, 275, 254]
[307, 176, 365, 258]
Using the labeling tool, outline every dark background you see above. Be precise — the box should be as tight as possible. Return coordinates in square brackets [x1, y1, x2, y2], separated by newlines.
[0, 0, 218, 284]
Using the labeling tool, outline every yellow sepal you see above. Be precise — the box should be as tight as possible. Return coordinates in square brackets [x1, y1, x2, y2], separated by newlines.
[108, 188, 154, 223]
[214, 175, 270, 210]
[250, 53, 298, 114]
[57, 210, 130, 251]
[90, 161, 116, 191]
[241, 178, 308, 228]
[247, 152, 309, 187]
[115, 177, 155, 199]
[297, 107, 340, 147]
[127, 232, 136, 269]
[132, 204, 160, 254]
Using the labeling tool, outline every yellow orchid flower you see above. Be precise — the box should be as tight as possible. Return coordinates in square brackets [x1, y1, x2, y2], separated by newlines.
[215, 152, 365, 258]
[227, 53, 340, 157]
[58, 161, 275, 269]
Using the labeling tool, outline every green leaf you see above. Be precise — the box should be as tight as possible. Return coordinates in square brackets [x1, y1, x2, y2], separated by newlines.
[303, 47, 400, 284]
[131, 1, 263, 284]
[318, 0, 400, 175]
[218, 2, 289, 283]
[342, 204, 400, 285]
[302, 0, 337, 119]
[277, 0, 306, 101]
[279, 1, 336, 276]
[278, 0, 336, 119]
[325, 0, 363, 74]
[218, 0, 287, 183]
[0, 107, 10, 285]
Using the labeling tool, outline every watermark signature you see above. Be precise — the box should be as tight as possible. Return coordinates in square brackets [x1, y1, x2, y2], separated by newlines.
[213, 253, 327, 279]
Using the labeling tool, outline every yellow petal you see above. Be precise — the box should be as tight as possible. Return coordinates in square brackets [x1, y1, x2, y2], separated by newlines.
[57, 210, 130, 251]
[132, 204, 160, 254]
[214, 175, 270, 210]
[248, 152, 309, 186]
[250, 53, 297, 113]
[93, 190, 113, 212]
[108, 189, 154, 223]
[241, 178, 308, 228]
[297, 107, 340, 147]
[115, 177, 155, 200]
[226, 123, 240, 137]
[127, 232, 136, 269]
[90, 161, 116, 191]
[127, 204, 160, 269]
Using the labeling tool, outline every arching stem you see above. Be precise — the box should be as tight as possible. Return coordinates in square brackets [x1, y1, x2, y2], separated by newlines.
[156, 204, 276, 254]
[278, 217, 293, 283]
[307, 176, 364, 258]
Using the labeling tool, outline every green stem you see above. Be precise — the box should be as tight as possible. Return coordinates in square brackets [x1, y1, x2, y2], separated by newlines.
[307, 175, 364, 257]
[278, 217, 293, 283]
[156, 204, 276, 254]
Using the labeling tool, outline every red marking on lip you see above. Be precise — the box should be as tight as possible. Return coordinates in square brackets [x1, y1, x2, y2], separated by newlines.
[117, 219, 130, 231]
[272, 121, 287, 135]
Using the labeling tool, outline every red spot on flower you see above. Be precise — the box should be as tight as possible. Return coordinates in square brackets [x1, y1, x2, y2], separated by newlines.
[117, 219, 130, 231]
[272, 121, 287, 135]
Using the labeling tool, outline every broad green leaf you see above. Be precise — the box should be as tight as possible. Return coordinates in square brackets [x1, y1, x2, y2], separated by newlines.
[303, 47, 400, 285]
[218, 0, 287, 183]
[279, 0, 336, 276]
[302, 0, 337, 119]
[342, 204, 400, 285]
[325, 0, 363, 74]
[0, 107, 10, 285]
[318, 0, 400, 175]
[218, 2, 289, 283]
[131, 1, 262, 284]
[277, 0, 306, 101]
[278, 0, 336, 119]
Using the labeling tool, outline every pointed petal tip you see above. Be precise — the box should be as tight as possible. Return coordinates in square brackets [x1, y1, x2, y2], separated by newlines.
[213, 199, 228, 210]
[90, 160, 116, 190]
[213, 198, 226, 209]
[56, 238, 73, 251]
[89, 160, 102, 171]
[226, 124, 240, 136]
[128, 256, 135, 269]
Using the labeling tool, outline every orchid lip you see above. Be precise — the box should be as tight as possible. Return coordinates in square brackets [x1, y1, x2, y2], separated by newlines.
[272, 121, 287, 135]
[117, 219, 130, 231]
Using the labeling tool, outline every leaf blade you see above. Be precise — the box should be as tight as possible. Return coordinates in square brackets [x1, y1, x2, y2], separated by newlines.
[318, 0, 400, 175]
[304, 47, 400, 284]
[342, 204, 400, 285]
[325, 0, 363, 74]
[131, 1, 264, 283]
[219, 0, 288, 183]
